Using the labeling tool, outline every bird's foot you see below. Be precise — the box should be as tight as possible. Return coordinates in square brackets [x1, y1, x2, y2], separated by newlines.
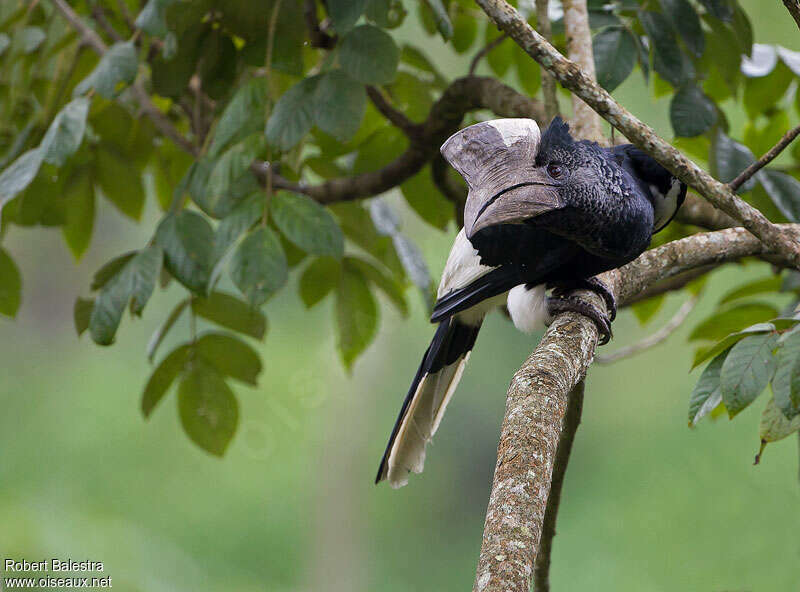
[549, 277, 617, 321]
[547, 295, 613, 345]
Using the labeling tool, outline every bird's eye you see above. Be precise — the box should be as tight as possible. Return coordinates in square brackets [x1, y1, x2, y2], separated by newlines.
[547, 163, 564, 179]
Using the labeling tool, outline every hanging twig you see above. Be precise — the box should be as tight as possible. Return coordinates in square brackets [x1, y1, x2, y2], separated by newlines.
[468, 33, 509, 75]
[729, 124, 800, 192]
[595, 295, 699, 365]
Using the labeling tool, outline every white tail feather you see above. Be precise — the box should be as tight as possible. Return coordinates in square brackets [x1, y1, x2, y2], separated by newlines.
[386, 354, 471, 488]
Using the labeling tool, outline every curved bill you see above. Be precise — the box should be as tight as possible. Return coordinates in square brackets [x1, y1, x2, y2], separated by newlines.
[440, 118, 560, 239]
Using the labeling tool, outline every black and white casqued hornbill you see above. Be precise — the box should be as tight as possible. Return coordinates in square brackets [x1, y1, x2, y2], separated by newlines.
[376, 117, 686, 488]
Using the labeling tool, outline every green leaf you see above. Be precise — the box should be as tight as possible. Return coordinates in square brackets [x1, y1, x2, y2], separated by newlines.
[346, 256, 408, 316]
[720, 276, 783, 304]
[757, 170, 800, 223]
[89, 246, 163, 345]
[631, 294, 665, 326]
[61, 167, 95, 259]
[312, 70, 366, 143]
[299, 257, 341, 308]
[400, 165, 453, 230]
[713, 130, 756, 193]
[0, 248, 21, 318]
[95, 148, 145, 220]
[332, 202, 403, 276]
[71, 295, 94, 337]
[74, 41, 138, 99]
[135, 0, 176, 37]
[178, 362, 239, 456]
[210, 78, 269, 157]
[205, 135, 265, 217]
[592, 26, 637, 92]
[213, 193, 264, 262]
[760, 395, 800, 443]
[690, 303, 778, 342]
[485, 24, 512, 77]
[328, 0, 368, 33]
[670, 86, 717, 137]
[91, 252, 137, 291]
[142, 344, 190, 417]
[146, 298, 189, 361]
[699, 0, 733, 22]
[689, 350, 727, 426]
[191, 291, 267, 340]
[195, 332, 262, 386]
[513, 44, 541, 96]
[336, 260, 379, 369]
[743, 60, 793, 119]
[40, 98, 89, 166]
[640, 11, 690, 87]
[392, 233, 432, 295]
[230, 227, 288, 306]
[452, 11, 477, 53]
[270, 191, 344, 258]
[720, 332, 779, 418]
[265, 75, 319, 151]
[423, 0, 453, 39]
[660, 0, 704, 57]
[155, 211, 215, 294]
[771, 330, 800, 419]
[20, 26, 45, 53]
[150, 22, 205, 99]
[340, 24, 399, 85]
[691, 323, 776, 369]
[0, 149, 44, 211]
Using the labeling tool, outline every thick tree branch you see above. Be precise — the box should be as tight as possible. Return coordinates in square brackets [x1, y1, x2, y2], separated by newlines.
[532, 380, 584, 592]
[729, 124, 800, 192]
[535, 0, 559, 121]
[562, 0, 604, 142]
[474, 224, 800, 592]
[475, 0, 800, 268]
[784, 0, 800, 31]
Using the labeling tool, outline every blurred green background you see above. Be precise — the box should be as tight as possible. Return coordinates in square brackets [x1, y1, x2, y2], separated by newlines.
[2, 1, 799, 590]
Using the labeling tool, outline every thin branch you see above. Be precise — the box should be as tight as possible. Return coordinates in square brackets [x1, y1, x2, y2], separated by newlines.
[304, 0, 337, 49]
[253, 76, 545, 203]
[49, 0, 199, 156]
[535, 0, 559, 121]
[475, 0, 800, 268]
[468, 33, 509, 75]
[366, 86, 420, 136]
[89, 3, 123, 42]
[562, 0, 604, 142]
[729, 124, 800, 192]
[50, 0, 107, 53]
[116, 0, 135, 33]
[784, 0, 800, 31]
[595, 294, 699, 364]
[532, 380, 584, 592]
[474, 224, 800, 592]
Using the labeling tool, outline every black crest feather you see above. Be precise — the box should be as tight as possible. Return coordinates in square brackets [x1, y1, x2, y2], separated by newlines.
[538, 116, 574, 160]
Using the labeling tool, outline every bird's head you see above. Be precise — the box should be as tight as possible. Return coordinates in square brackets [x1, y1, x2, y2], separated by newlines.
[442, 117, 626, 239]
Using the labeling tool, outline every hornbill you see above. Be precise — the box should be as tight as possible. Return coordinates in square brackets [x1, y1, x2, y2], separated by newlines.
[376, 117, 686, 488]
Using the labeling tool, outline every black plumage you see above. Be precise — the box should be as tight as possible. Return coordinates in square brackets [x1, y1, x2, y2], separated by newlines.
[376, 117, 686, 488]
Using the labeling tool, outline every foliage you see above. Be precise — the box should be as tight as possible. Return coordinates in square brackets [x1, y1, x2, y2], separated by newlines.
[1, 0, 799, 467]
